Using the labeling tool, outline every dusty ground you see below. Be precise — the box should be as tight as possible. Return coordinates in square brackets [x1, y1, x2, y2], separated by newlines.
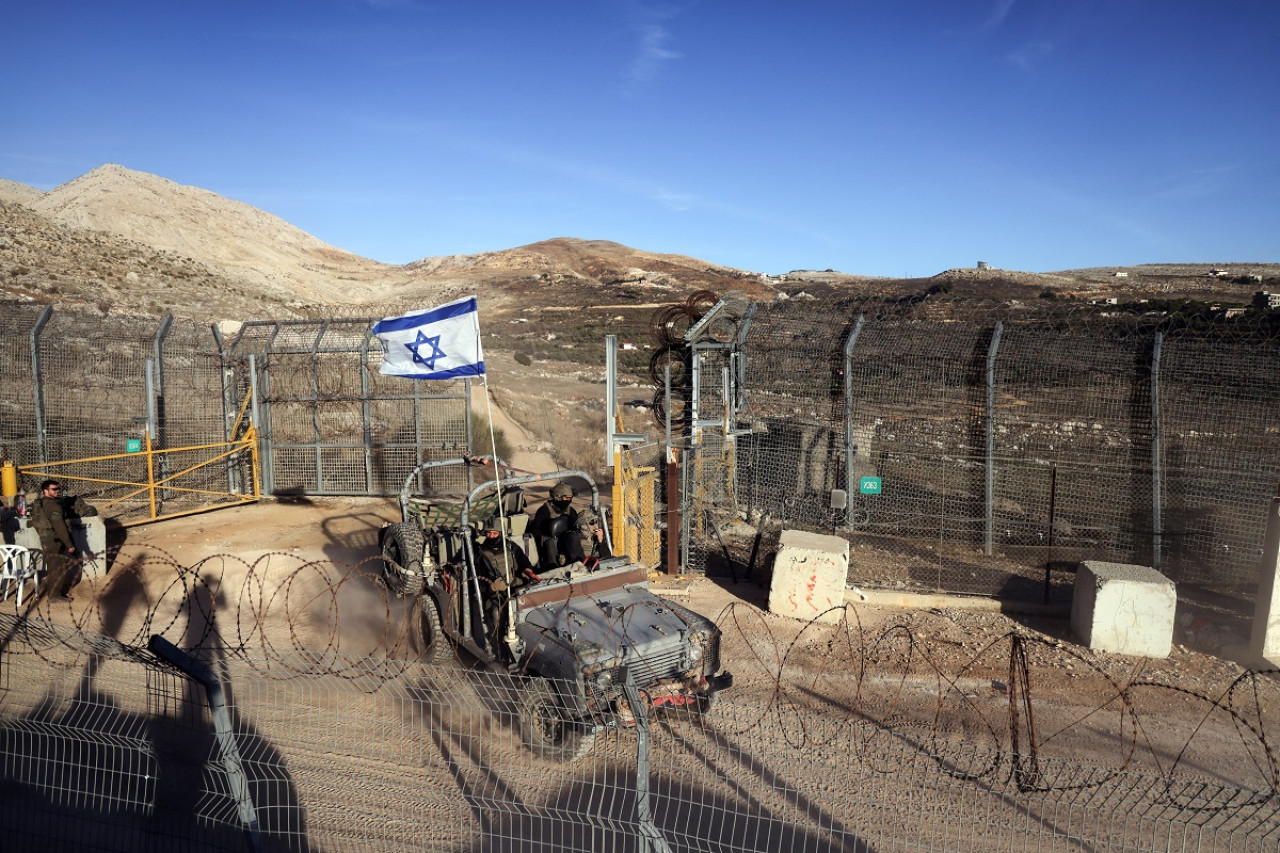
[120, 501, 1270, 717]
[3, 494, 1274, 809]
[6, 494, 1276, 853]
[106, 495, 1261, 692]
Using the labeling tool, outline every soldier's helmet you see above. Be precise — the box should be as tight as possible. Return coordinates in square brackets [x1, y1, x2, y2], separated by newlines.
[550, 483, 574, 500]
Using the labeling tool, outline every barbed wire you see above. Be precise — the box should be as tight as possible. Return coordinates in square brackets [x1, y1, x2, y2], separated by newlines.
[2, 546, 1276, 818]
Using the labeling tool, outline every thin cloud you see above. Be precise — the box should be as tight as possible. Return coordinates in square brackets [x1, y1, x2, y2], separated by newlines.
[1149, 164, 1239, 201]
[621, 1, 682, 86]
[629, 23, 681, 83]
[980, 0, 1018, 32]
[1005, 40, 1053, 72]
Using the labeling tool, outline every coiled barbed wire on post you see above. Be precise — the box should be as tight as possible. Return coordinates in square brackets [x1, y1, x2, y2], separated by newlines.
[2, 549, 1277, 814]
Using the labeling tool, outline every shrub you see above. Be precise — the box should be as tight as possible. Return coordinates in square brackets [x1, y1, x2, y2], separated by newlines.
[470, 412, 513, 462]
[514, 351, 532, 366]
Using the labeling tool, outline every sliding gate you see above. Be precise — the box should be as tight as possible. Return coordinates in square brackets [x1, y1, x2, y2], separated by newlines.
[216, 319, 473, 496]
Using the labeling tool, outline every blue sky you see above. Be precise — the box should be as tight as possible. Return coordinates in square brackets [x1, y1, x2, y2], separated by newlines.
[3, 1, 1276, 277]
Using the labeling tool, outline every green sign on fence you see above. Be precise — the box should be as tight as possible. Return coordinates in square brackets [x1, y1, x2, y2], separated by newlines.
[126, 438, 142, 453]
[859, 476, 882, 495]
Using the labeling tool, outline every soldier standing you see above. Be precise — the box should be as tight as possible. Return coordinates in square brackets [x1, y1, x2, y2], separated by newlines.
[29, 479, 97, 600]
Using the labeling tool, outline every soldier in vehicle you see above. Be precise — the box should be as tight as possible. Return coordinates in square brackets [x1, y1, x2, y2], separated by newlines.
[576, 509, 612, 565]
[531, 482, 585, 567]
[474, 516, 537, 640]
[475, 517, 536, 589]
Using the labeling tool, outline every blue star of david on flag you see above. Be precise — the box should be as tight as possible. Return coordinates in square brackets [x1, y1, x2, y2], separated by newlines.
[373, 296, 485, 379]
[407, 331, 447, 369]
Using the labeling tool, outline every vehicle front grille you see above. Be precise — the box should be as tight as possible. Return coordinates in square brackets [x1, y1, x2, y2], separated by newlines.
[621, 643, 685, 688]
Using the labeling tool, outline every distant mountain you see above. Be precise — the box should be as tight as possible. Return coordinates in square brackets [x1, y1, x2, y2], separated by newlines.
[25, 164, 391, 305]
[2, 164, 1275, 324]
[0, 177, 44, 206]
[0, 164, 772, 320]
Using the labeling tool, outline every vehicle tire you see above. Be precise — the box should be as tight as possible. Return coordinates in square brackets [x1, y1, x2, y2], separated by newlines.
[382, 522, 425, 597]
[412, 593, 450, 665]
[518, 679, 597, 762]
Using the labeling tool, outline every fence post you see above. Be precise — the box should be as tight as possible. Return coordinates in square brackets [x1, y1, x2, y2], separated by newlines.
[30, 304, 53, 466]
[985, 322, 1004, 556]
[842, 314, 865, 523]
[309, 323, 326, 490]
[152, 313, 174, 496]
[360, 327, 374, 493]
[148, 635, 264, 853]
[1151, 331, 1164, 569]
[145, 359, 160, 516]
[152, 312, 173, 450]
[620, 669, 674, 853]
[249, 354, 271, 496]
[212, 323, 240, 496]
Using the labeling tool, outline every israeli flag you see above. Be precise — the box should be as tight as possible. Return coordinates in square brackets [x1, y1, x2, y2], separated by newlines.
[372, 296, 486, 379]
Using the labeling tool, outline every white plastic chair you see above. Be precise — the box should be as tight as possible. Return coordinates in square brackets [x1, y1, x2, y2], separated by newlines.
[0, 545, 37, 607]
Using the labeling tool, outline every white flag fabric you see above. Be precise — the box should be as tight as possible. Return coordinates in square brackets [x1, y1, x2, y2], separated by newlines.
[373, 296, 486, 379]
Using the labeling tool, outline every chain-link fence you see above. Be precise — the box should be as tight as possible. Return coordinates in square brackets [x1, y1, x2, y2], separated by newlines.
[0, 306, 472, 520]
[218, 319, 472, 497]
[2, 612, 1276, 853]
[663, 296, 1280, 621]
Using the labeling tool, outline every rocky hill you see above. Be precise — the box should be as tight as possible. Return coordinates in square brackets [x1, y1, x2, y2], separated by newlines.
[0, 164, 773, 322]
[4, 162, 1280, 343]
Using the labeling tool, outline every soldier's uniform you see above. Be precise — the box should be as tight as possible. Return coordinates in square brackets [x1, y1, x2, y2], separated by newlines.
[29, 491, 97, 598]
[531, 482, 584, 567]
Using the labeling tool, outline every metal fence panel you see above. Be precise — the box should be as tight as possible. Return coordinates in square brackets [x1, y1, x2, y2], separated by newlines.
[682, 297, 1280, 613]
[2, 609, 1276, 853]
[0, 306, 472, 509]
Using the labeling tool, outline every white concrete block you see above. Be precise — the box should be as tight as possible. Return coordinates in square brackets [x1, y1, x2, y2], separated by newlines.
[1071, 561, 1176, 658]
[13, 516, 108, 580]
[1248, 497, 1280, 665]
[768, 529, 850, 624]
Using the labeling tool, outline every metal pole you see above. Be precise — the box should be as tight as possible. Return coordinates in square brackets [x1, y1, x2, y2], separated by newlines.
[664, 365, 679, 575]
[620, 669, 674, 853]
[360, 328, 374, 494]
[1043, 464, 1057, 604]
[152, 313, 174, 504]
[148, 635, 264, 853]
[679, 450, 690, 570]
[211, 323, 238, 496]
[606, 334, 618, 469]
[249, 354, 271, 495]
[1151, 331, 1164, 569]
[984, 322, 1004, 556]
[30, 305, 53, 465]
[152, 312, 173, 449]
[842, 314, 865, 517]
[145, 359, 161, 514]
[463, 377, 472, 492]
[145, 359, 158, 445]
[310, 323, 326, 491]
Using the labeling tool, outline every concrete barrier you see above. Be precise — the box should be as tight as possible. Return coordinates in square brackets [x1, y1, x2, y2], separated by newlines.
[768, 529, 849, 624]
[13, 516, 108, 581]
[1071, 560, 1176, 658]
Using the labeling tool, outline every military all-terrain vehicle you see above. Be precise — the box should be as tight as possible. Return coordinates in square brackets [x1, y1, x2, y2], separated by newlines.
[380, 456, 732, 761]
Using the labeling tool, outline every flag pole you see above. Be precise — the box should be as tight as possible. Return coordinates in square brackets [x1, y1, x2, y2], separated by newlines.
[480, 374, 521, 648]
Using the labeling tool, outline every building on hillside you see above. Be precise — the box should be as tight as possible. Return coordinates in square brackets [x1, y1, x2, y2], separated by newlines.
[1253, 291, 1280, 310]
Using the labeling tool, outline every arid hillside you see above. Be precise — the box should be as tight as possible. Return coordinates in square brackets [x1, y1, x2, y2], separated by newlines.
[5, 164, 1279, 328]
[0, 164, 775, 322]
